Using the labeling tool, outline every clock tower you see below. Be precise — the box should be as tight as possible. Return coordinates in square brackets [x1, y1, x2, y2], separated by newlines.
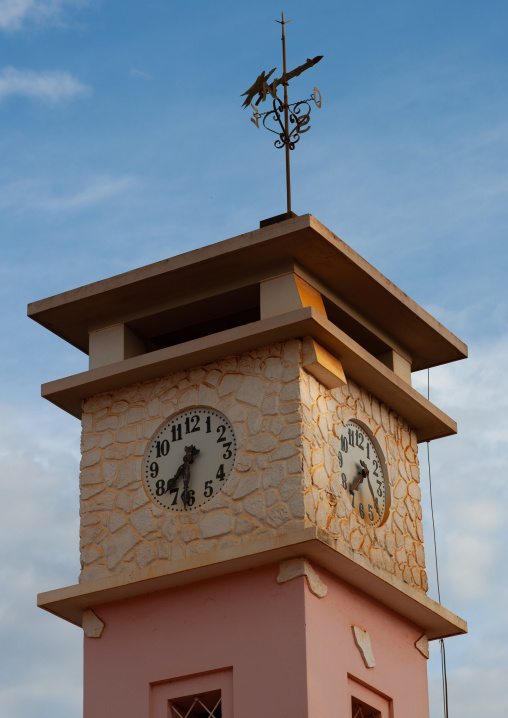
[29, 214, 467, 717]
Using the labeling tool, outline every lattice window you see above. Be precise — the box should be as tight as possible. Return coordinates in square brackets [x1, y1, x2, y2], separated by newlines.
[169, 689, 222, 718]
[352, 697, 381, 718]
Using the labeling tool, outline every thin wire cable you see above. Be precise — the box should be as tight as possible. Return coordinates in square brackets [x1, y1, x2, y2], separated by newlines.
[440, 641, 449, 718]
[426, 441, 442, 604]
[426, 368, 449, 718]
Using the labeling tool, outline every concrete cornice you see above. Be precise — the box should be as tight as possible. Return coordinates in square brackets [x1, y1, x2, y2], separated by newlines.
[38, 526, 466, 641]
[41, 307, 457, 442]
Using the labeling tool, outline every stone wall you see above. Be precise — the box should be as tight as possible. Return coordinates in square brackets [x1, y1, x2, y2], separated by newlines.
[79, 339, 427, 593]
[300, 370, 427, 591]
[79, 341, 305, 583]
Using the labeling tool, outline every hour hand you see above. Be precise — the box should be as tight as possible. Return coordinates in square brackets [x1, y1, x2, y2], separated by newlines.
[350, 472, 363, 492]
[351, 460, 368, 492]
[166, 462, 185, 493]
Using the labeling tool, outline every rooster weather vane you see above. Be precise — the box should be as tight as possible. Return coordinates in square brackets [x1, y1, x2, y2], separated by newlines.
[241, 13, 323, 215]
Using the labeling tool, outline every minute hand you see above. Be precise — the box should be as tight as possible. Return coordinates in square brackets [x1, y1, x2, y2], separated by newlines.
[361, 460, 380, 517]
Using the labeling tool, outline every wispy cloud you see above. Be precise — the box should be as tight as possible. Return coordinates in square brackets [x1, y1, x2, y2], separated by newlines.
[0, 0, 86, 32]
[0, 66, 91, 104]
[0, 174, 137, 214]
[38, 175, 137, 211]
[130, 67, 152, 80]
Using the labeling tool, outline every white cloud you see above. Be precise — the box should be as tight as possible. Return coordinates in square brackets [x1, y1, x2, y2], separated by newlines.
[414, 335, 508, 442]
[0, 403, 82, 717]
[0, 0, 33, 30]
[0, 66, 90, 104]
[414, 334, 508, 716]
[0, 0, 86, 31]
[416, 336, 508, 600]
[429, 651, 508, 718]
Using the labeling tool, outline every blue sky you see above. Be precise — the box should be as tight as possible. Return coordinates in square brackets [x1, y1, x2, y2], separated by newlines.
[1, 1, 507, 716]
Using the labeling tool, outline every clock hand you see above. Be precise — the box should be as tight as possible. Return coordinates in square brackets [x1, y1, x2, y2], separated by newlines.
[350, 459, 380, 518]
[365, 473, 381, 517]
[356, 459, 380, 516]
[165, 462, 185, 493]
[351, 459, 369, 492]
[350, 471, 364, 492]
[181, 445, 200, 508]
[166, 445, 200, 507]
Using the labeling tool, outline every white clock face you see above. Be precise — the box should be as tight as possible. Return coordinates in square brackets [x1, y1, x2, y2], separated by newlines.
[142, 408, 237, 512]
[338, 420, 390, 527]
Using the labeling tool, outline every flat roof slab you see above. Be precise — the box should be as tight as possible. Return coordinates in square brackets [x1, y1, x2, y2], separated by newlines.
[28, 215, 467, 372]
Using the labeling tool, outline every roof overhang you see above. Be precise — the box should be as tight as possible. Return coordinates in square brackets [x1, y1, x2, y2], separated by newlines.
[28, 214, 467, 372]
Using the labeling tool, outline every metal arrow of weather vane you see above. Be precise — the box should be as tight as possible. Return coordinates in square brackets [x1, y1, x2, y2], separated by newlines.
[241, 12, 323, 216]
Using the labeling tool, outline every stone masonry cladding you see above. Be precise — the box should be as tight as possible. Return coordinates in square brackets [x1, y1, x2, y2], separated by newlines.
[79, 339, 427, 592]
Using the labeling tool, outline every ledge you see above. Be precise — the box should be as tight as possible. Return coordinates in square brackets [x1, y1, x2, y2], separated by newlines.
[41, 307, 456, 442]
[37, 526, 466, 641]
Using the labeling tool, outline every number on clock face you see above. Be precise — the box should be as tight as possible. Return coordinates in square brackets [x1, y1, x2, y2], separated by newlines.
[338, 420, 391, 527]
[142, 408, 237, 511]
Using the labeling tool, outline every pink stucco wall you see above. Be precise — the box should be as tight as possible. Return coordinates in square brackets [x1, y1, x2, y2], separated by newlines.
[304, 567, 429, 717]
[84, 563, 429, 717]
[84, 565, 309, 718]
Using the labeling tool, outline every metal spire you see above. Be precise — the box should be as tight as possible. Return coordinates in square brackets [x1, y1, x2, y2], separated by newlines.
[241, 13, 323, 216]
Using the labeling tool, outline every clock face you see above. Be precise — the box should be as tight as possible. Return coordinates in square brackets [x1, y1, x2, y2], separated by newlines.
[338, 420, 390, 527]
[142, 407, 237, 512]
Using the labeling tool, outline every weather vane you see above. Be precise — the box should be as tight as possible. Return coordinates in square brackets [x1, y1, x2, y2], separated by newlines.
[241, 13, 323, 216]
